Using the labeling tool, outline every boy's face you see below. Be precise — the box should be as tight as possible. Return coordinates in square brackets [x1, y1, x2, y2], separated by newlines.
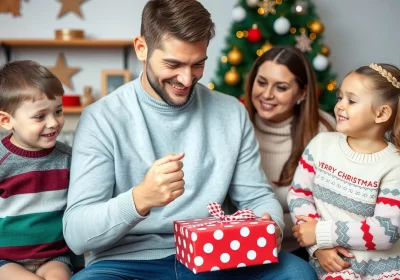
[9, 95, 64, 151]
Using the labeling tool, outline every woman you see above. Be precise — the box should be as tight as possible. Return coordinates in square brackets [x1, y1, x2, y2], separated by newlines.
[244, 46, 335, 260]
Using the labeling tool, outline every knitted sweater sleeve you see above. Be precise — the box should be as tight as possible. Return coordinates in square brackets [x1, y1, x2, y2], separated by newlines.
[316, 166, 400, 251]
[287, 139, 321, 256]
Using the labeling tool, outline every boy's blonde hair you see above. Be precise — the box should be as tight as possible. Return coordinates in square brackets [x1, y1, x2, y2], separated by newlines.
[0, 60, 64, 116]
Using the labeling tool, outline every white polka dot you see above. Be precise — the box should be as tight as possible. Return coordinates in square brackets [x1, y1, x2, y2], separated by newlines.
[175, 224, 178, 231]
[267, 224, 276, 234]
[181, 249, 185, 258]
[180, 227, 184, 234]
[247, 250, 256, 260]
[203, 243, 214, 253]
[193, 268, 196, 274]
[240, 227, 250, 237]
[249, 222, 259, 225]
[190, 244, 193, 253]
[263, 260, 271, 264]
[207, 224, 216, 227]
[194, 256, 204, 266]
[224, 225, 233, 228]
[194, 218, 203, 221]
[185, 229, 188, 238]
[220, 253, 230, 263]
[273, 248, 278, 257]
[230, 240, 240, 250]
[185, 263, 188, 267]
[188, 255, 191, 263]
[214, 230, 224, 240]
[183, 240, 187, 248]
[257, 237, 267, 247]
[230, 222, 240, 224]
[178, 237, 181, 245]
[197, 228, 207, 231]
[237, 263, 246, 268]
[191, 232, 198, 242]
[176, 248, 180, 255]
[210, 266, 220, 271]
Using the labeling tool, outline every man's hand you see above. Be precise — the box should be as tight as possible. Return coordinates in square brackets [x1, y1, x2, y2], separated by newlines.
[292, 215, 318, 247]
[261, 213, 281, 253]
[132, 153, 185, 216]
[314, 247, 353, 273]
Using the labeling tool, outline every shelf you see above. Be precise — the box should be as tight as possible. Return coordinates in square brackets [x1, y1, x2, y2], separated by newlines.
[63, 106, 83, 114]
[0, 39, 134, 68]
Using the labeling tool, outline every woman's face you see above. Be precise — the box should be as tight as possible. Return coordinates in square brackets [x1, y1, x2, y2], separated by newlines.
[251, 60, 304, 123]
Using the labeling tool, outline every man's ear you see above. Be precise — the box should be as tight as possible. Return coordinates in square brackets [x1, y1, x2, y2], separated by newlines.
[375, 104, 392, 124]
[0, 111, 13, 131]
[133, 36, 148, 62]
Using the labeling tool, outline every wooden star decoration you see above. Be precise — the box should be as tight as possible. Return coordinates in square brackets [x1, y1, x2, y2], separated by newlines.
[257, 0, 276, 16]
[57, 0, 88, 19]
[48, 53, 81, 90]
[295, 33, 312, 52]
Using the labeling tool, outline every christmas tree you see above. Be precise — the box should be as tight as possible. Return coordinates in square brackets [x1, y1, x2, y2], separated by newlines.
[209, 0, 337, 113]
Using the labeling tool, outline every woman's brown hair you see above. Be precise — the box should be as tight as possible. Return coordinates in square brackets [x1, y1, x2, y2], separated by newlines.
[244, 46, 334, 186]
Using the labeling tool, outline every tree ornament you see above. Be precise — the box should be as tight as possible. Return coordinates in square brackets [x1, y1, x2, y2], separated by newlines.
[232, 6, 246, 22]
[227, 47, 243, 65]
[225, 67, 240, 86]
[309, 20, 325, 35]
[295, 33, 312, 52]
[292, 1, 308, 15]
[312, 55, 329, 71]
[246, 0, 259, 8]
[261, 42, 273, 53]
[247, 24, 262, 43]
[0, 0, 23, 16]
[257, 0, 276, 17]
[320, 45, 330, 56]
[273, 17, 291, 35]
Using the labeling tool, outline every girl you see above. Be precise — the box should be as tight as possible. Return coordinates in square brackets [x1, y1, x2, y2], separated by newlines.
[287, 63, 400, 279]
[243, 46, 335, 259]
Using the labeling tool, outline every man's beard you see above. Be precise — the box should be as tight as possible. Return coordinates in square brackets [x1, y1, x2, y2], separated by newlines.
[146, 63, 197, 107]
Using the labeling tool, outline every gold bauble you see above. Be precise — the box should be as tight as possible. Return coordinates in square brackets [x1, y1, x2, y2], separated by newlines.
[309, 20, 325, 35]
[261, 42, 273, 53]
[224, 68, 240, 86]
[320, 45, 330, 56]
[227, 47, 243, 65]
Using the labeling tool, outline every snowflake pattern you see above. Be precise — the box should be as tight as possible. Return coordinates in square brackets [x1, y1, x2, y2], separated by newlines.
[295, 33, 312, 52]
[257, 0, 276, 16]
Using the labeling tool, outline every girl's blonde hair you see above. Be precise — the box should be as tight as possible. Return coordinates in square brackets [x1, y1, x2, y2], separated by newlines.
[353, 63, 400, 150]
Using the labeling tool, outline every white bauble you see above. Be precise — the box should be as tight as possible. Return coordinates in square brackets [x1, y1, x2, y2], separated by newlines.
[246, 0, 259, 8]
[313, 55, 329, 71]
[273, 17, 290, 35]
[232, 6, 246, 22]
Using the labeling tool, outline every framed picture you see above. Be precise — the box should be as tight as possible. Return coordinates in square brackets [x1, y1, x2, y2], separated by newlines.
[101, 70, 131, 97]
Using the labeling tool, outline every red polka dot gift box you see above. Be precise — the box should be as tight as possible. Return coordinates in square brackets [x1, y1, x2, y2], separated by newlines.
[173, 202, 278, 274]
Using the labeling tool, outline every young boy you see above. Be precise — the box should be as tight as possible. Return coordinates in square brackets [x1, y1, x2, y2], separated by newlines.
[0, 60, 72, 280]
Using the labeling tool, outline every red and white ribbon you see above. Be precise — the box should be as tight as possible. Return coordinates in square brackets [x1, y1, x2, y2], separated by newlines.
[207, 202, 255, 222]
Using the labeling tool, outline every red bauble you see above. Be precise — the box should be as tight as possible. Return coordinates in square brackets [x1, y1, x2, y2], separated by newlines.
[247, 27, 262, 43]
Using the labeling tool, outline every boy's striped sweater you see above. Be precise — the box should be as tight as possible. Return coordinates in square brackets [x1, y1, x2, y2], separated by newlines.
[0, 134, 71, 261]
[287, 132, 400, 280]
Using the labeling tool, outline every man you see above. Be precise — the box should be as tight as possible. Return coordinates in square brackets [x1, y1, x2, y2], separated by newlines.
[63, 0, 317, 279]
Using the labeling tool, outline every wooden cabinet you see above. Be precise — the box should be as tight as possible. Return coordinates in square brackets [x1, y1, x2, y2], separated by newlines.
[0, 39, 134, 114]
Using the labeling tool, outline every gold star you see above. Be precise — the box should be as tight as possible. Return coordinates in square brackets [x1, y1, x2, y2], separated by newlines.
[48, 53, 80, 90]
[57, 0, 87, 19]
[258, 0, 276, 16]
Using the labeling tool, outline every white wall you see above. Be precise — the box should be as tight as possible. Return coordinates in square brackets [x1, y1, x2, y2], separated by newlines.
[0, 0, 399, 111]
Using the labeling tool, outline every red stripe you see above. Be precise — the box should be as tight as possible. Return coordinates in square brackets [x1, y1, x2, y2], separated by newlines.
[0, 169, 69, 198]
[290, 186, 313, 196]
[377, 197, 400, 208]
[0, 239, 69, 260]
[361, 220, 375, 250]
[308, 213, 320, 219]
[299, 157, 315, 174]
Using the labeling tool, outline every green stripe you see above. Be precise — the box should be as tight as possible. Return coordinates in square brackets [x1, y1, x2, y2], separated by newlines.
[0, 211, 64, 247]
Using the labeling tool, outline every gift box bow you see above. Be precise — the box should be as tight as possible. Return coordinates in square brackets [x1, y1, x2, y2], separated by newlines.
[207, 202, 256, 222]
